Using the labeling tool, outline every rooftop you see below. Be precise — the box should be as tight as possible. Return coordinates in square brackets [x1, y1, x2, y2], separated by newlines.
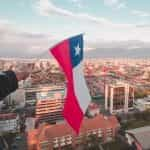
[27, 114, 120, 146]
[126, 126, 150, 150]
[136, 97, 150, 104]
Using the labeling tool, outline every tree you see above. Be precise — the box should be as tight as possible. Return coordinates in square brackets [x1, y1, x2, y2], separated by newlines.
[62, 145, 73, 150]
[81, 134, 100, 150]
[134, 90, 147, 99]
[142, 110, 150, 121]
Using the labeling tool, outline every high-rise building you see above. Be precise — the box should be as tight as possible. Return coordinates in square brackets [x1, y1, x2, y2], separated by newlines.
[24, 84, 65, 106]
[105, 81, 134, 114]
[34, 85, 65, 125]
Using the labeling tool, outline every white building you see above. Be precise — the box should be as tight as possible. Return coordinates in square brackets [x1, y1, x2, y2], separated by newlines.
[133, 97, 150, 111]
[105, 81, 134, 114]
[25, 117, 35, 132]
[10, 88, 25, 107]
[0, 113, 19, 133]
[87, 103, 100, 117]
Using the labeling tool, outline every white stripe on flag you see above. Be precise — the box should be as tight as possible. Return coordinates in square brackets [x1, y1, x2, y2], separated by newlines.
[73, 62, 91, 113]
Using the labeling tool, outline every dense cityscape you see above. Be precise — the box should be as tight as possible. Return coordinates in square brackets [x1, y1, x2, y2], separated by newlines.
[1, 0, 150, 149]
[0, 58, 150, 150]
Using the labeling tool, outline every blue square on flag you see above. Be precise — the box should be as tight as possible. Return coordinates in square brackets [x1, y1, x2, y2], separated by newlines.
[69, 35, 83, 68]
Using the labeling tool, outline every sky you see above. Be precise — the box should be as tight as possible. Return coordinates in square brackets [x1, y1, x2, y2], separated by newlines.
[0, 0, 150, 57]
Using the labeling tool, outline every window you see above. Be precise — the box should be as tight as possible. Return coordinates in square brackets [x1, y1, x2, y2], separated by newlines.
[40, 141, 49, 150]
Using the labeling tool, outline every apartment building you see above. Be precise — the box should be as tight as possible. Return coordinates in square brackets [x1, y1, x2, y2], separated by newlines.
[105, 81, 134, 114]
[24, 84, 65, 106]
[0, 113, 19, 133]
[27, 114, 120, 150]
[35, 99, 64, 125]
[35, 85, 65, 125]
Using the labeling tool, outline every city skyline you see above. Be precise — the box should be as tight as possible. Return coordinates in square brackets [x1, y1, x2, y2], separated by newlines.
[0, 57, 150, 149]
[0, 0, 150, 58]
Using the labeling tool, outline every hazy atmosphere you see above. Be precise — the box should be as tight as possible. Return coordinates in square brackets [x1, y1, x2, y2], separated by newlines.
[1, 0, 150, 58]
[1, 1, 150, 150]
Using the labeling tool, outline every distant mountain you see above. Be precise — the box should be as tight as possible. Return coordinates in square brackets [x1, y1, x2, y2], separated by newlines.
[0, 47, 150, 59]
[85, 48, 150, 58]
[0, 49, 50, 59]
[0, 50, 28, 58]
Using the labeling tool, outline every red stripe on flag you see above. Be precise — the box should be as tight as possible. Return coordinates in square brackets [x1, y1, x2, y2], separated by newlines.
[63, 81, 83, 134]
[50, 40, 73, 81]
[50, 39, 83, 134]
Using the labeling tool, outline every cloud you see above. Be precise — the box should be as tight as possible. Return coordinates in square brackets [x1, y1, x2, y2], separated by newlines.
[0, 19, 57, 58]
[71, 0, 81, 2]
[103, 0, 126, 9]
[35, 0, 113, 25]
[131, 10, 150, 17]
[1, 0, 150, 58]
[34, 0, 150, 42]
[35, 0, 131, 28]
[70, 0, 83, 8]
[136, 24, 150, 28]
[36, 0, 150, 43]
[1, 18, 150, 58]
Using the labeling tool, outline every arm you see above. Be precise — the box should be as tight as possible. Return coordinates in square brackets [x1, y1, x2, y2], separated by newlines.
[0, 70, 30, 101]
[0, 71, 18, 100]
[0, 63, 33, 101]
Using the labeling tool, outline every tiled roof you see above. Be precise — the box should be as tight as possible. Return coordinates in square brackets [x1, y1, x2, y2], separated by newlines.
[27, 114, 119, 146]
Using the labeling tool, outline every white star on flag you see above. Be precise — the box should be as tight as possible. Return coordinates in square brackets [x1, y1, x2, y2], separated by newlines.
[75, 44, 81, 56]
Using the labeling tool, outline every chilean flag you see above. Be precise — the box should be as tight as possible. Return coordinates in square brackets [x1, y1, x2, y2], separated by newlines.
[49, 34, 91, 134]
